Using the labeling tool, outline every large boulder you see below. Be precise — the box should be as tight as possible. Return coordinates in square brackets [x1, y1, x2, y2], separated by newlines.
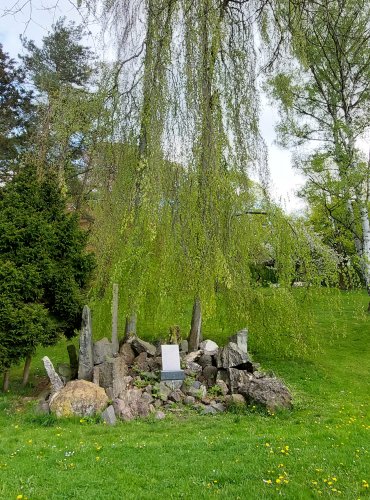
[49, 380, 108, 417]
[238, 375, 292, 411]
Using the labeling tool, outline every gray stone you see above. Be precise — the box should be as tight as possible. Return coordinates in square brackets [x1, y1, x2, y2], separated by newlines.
[238, 376, 292, 411]
[169, 390, 183, 403]
[202, 405, 217, 415]
[154, 382, 172, 401]
[93, 338, 113, 365]
[141, 392, 154, 404]
[198, 354, 213, 368]
[210, 401, 226, 412]
[162, 380, 183, 390]
[202, 365, 218, 388]
[179, 340, 189, 353]
[153, 399, 163, 408]
[98, 360, 114, 389]
[124, 313, 137, 341]
[148, 356, 162, 371]
[113, 359, 130, 398]
[184, 395, 195, 405]
[192, 380, 202, 389]
[114, 388, 151, 421]
[105, 387, 114, 401]
[184, 350, 202, 364]
[119, 343, 136, 365]
[78, 306, 94, 381]
[200, 339, 218, 355]
[216, 369, 229, 385]
[187, 384, 207, 400]
[42, 356, 64, 393]
[56, 363, 72, 384]
[229, 328, 248, 354]
[35, 400, 50, 415]
[133, 352, 150, 372]
[129, 336, 156, 357]
[216, 379, 229, 396]
[155, 411, 166, 420]
[217, 342, 249, 369]
[101, 405, 116, 425]
[225, 394, 246, 405]
[93, 365, 100, 385]
[98, 358, 129, 398]
[228, 368, 252, 393]
[185, 361, 202, 375]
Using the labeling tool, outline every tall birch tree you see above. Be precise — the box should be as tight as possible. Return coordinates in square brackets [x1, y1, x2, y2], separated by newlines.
[270, 0, 370, 302]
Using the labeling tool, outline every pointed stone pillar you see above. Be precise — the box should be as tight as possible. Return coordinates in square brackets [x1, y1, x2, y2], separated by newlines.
[78, 305, 94, 381]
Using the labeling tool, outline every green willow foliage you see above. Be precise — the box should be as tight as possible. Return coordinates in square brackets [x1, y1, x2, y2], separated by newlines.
[88, 0, 338, 357]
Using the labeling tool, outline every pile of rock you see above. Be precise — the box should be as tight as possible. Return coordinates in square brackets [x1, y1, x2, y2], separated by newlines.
[41, 308, 292, 423]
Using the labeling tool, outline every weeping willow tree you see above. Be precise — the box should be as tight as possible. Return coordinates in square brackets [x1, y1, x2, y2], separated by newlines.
[87, 0, 338, 357]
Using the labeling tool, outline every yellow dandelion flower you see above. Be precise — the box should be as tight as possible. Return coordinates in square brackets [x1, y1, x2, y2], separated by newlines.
[276, 479, 281, 484]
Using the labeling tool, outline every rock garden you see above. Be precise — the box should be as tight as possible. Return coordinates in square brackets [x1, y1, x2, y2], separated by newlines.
[42, 306, 292, 424]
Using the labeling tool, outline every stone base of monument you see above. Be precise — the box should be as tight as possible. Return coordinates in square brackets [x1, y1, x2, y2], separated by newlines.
[160, 370, 185, 381]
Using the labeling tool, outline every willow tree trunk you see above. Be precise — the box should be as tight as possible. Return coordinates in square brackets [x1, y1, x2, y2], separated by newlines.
[2, 370, 10, 392]
[188, 297, 202, 351]
[22, 355, 32, 386]
[112, 283, 119, 353]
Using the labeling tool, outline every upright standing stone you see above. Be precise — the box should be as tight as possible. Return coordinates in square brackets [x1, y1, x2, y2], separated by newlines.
[124, 313, 137, 341]
[42, 356, 64, 393]
[78, 305, 94, 381]
[67, 344, 78, 379]
[229, 328, 248, 354]
[111, 283, 119, 354]
[188, 297, 202, 351]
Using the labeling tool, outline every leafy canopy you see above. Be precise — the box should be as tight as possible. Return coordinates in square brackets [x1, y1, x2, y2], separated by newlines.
[0, 165, 95, 371]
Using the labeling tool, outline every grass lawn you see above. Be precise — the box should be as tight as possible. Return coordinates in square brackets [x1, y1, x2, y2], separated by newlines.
[0, 291, 369, 499]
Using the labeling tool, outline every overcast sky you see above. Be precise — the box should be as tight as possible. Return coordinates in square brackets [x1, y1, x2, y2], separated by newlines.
[0, 0, 306, 213]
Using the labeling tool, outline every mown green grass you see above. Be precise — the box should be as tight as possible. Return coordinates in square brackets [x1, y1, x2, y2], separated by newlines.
[0, 291, 369, 499]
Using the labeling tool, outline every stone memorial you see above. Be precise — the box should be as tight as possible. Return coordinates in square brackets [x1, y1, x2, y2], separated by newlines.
[161, 344, 185, 381]
[78, 305, 94, 381]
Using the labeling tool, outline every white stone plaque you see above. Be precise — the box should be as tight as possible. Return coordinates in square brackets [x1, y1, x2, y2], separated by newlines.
[161, 345, 181, 371]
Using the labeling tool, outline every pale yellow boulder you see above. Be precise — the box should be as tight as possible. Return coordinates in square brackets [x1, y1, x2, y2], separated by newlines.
[49, 380, 109, 417]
